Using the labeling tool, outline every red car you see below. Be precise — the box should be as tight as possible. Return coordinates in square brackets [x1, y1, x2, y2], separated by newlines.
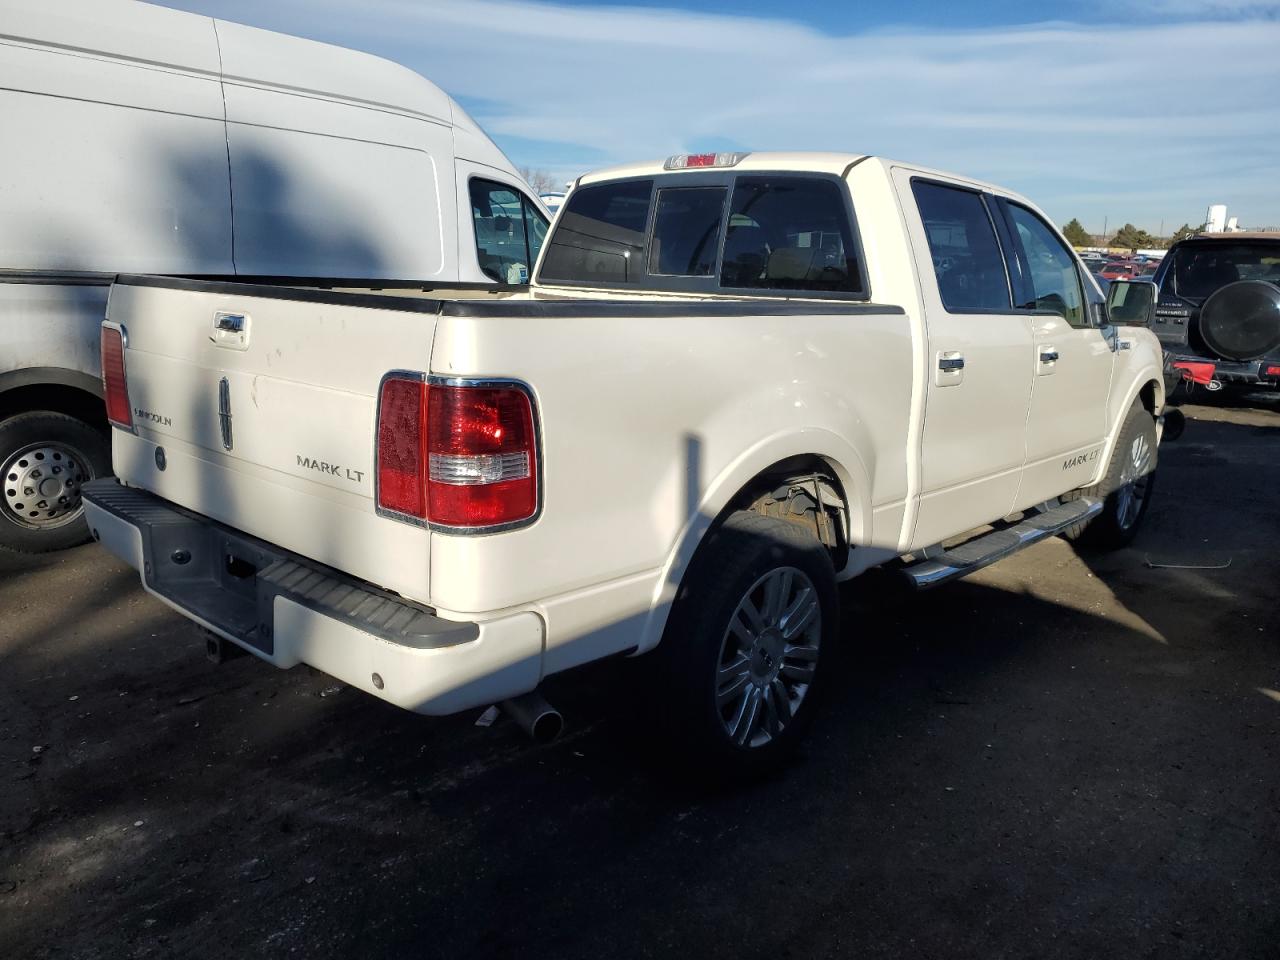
[1099, 261, 1140, 280]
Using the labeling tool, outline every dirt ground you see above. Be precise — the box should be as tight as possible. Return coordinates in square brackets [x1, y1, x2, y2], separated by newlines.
[2, 397, 1278, 960]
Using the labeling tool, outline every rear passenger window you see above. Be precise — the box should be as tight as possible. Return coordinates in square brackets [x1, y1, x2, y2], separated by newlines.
[649, 187, 726, 277]
[539, 180, 653, 285]
[469, 179, 548, 284]
[1005, 204, 1087, 328]
[719, 177, 862, 293]
[912, 181, 1011, 312]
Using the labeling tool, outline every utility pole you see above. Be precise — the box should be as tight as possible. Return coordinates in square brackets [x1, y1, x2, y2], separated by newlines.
[1102, 216, 1108, 244]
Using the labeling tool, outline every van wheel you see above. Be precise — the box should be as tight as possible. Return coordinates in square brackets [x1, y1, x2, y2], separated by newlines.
[1063, 400, 1157, 550]
[0, 412, 110, 554]
[651, 511, 837, 777]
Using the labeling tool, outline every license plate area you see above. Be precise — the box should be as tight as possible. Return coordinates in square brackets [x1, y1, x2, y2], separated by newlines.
[144, 520, 279, 654]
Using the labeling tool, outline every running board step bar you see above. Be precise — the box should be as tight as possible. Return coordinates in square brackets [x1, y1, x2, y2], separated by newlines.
[905, 497, 1103, 590]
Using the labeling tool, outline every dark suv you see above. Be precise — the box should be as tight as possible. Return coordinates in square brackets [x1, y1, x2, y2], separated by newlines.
[1149, 234, 1280, 395]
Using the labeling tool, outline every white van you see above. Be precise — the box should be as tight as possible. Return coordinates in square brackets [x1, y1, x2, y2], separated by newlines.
[0, 0, 549, 552]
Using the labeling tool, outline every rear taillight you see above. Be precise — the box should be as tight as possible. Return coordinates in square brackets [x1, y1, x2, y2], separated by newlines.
[1266, 365, 1280, 378]
[376, 375, 429, 518]
[376, 375, 539, 530]
[101, 325, 133, 430]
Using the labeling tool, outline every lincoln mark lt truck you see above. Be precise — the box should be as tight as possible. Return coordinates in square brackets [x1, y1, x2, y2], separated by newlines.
[82, 152, 1172, 773]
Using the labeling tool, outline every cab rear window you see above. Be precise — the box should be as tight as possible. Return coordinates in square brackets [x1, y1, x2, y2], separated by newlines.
[648, 187, 726, 277]
[538, 180, 653, 285]
[536, 173, 865, 296]
[720, 177, 862, 293]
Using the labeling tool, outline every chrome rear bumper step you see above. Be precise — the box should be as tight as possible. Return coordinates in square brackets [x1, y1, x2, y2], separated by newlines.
[905, 497, 1103, 590]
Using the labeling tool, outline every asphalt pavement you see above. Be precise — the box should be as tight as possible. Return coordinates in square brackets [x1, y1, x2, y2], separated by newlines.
[2, 397, 1277, 959]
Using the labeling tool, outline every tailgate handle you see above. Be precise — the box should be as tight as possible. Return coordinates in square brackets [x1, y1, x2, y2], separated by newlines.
[216, 313, 245, 333]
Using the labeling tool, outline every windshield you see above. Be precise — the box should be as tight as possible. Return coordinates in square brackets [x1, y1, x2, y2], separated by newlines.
[1172, 243, 1280, 299]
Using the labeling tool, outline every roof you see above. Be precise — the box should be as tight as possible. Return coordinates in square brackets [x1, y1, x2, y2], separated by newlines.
[1183, 232, 1280, 241]
[577, 152, 870, 186]
[572, 152, 1033, 208]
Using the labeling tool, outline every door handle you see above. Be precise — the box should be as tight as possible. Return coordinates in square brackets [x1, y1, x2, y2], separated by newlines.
[938, 353, 965, 372]
[1039, 348, 1059, 363]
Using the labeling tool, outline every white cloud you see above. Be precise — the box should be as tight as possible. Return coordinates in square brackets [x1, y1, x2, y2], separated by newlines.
[165, 0, 1280, 231]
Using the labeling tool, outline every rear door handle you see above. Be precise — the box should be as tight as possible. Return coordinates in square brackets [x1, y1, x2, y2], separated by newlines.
[1037, 346, 1059, 377]
[935, 351, 965, 386]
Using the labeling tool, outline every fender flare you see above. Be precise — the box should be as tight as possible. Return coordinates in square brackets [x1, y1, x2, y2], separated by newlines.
[1098, 366, 1163, 479]
[633, 427, 874, 655]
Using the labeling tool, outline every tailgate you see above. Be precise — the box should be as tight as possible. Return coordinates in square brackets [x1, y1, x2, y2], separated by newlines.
[107, 277, 437, 603]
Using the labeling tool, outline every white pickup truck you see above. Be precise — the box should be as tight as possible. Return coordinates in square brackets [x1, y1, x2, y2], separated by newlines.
[83, 152, 1172, 773]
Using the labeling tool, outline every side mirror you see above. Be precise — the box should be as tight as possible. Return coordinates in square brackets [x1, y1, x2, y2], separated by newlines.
[1106, 279, 1157, 326]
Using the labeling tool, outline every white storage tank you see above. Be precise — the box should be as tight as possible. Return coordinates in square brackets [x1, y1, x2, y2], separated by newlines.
[1205, 204, 1227, 233]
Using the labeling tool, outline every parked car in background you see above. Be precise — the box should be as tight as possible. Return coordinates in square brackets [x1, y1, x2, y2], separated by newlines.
[0, 0, 548, 552]
[1147, 233, 1280, 394]
[83, 151, 1170, 772]
[1078, 251, 1105, 264]
[1100, 261, 1140, 281]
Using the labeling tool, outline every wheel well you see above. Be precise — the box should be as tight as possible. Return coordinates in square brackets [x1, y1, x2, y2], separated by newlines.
[0, 383, 107, 430]
[721, 455, 851, 570]
[1139, 379, 1160, 415]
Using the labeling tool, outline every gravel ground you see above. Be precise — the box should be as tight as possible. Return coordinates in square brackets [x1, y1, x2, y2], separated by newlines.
[1, 398, 1277, 959]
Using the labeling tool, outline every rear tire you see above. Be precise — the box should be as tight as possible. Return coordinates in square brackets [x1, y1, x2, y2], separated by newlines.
[0, 411, 110, 554]
[1063, 400, 1157, 550]
[647, 511, 838, 778]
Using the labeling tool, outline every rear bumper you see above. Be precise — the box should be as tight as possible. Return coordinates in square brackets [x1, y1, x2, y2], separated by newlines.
[81, 479, 544, 715]
[1167, 353, 1280, 387]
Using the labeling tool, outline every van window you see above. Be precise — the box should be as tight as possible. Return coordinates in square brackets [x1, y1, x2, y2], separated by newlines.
[719, 177, 862, 293]
[1005, 204, 1087, 328]
[469, 179, 548, 284]
[539, 180, 654, 285]
[911, 181, 1011, 312]
[648, 187, 726, 277]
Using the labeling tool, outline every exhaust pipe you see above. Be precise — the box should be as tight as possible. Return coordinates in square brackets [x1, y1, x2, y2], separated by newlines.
[501, 690, 563, 744]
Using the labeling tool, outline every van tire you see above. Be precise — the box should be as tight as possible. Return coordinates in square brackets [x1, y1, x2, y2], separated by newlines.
[648, 510, 837, 778]
[1063, 400, 1157, 550]
[0, 411, 110, 554]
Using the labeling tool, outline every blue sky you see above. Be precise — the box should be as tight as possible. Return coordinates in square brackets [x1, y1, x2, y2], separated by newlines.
[161, 0, 1280, 235]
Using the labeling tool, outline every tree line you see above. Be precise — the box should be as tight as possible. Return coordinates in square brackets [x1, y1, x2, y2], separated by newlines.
[1062, 218, 1202, 251]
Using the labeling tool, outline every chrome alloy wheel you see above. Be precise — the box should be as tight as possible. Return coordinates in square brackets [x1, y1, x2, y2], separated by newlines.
[2, 442, 94, 530]
[1114, 432, 1153, 531]
[715, 566, 821, 749]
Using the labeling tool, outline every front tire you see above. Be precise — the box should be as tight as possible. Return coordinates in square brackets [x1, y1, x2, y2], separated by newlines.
[0, 411, 110, 554]
[649, 511, 838, 777]
[1064, 400, 1157, 550]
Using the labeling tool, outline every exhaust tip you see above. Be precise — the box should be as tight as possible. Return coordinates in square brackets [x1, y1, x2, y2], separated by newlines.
[501, 691, 564, 744]
[530, 709, 564, 745]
